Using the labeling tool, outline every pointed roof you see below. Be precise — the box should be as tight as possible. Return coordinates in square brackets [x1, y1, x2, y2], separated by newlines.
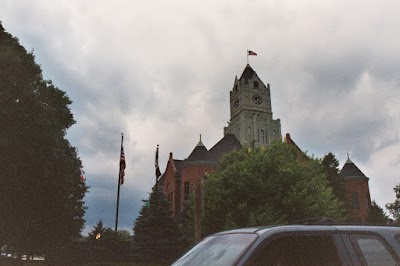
[239, 64, 256, 81]
[184, 135, 210, 164]
[208, 134, 242, 163]
[339, 155, 368, 180]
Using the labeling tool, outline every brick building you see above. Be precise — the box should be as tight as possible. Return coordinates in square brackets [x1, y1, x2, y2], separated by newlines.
[158, 63, 372, 238]
[159, 134, 241, 218]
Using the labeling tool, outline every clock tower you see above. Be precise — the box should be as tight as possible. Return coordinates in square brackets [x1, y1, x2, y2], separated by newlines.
[224, 64, 281, 148]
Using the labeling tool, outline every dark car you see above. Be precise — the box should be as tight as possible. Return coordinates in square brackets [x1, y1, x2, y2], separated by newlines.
[172, 224, 400, 265]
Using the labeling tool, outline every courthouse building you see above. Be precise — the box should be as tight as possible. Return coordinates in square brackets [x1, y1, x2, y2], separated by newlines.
[158, 63, 371, 225]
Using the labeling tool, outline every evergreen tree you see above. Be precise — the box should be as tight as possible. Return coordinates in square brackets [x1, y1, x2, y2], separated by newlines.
[367, 201, 389, 224]
[0, 22, 88, 257]
[88, 220, 114, 241]
[132, 190, 188, 264]
[321, 153, 346, 203]
[386, 184, 400, 222]
[179, 193, 195, 246]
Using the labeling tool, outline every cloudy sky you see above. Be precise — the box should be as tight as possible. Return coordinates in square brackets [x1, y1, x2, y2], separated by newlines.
[1, 0, 399, 234]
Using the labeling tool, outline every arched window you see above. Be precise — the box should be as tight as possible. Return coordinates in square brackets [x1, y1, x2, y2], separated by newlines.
[254, 81, 259, 88]
[257, 129, 265, 143]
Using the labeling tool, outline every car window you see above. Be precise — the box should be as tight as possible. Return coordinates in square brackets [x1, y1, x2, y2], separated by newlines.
[351, 234, 397, 266]
[171, 233, 257, 266]
[248, 234, 341, 265]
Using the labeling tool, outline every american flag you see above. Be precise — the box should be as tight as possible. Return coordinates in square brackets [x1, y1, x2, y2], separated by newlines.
[120, 146, 126, 185]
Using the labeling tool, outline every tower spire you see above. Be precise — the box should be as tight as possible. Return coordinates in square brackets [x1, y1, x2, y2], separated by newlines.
[346, 153, 353, 164]
[197, 134, 204, 147]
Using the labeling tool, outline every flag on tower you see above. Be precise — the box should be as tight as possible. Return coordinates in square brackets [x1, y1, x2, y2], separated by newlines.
[155, 145, 161, 178]
[248, 50, 257, 56]
[119, 145, 126, 185]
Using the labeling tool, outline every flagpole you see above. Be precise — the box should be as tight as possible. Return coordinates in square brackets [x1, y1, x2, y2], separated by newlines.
[115, 133, 124, 238]
[155, 144, 160, 210]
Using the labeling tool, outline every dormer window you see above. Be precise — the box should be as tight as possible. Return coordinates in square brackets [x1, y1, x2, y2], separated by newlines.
[254, 81, 259, 88]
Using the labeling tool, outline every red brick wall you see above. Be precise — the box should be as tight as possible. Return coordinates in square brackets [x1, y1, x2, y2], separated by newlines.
[344, 179, 371, 223]
[162, 155, 179, 217]
[180, 164, 216, 211]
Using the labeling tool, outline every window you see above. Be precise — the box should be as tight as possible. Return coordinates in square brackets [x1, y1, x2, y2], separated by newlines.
[250, 234, 341, 265]
[352, 192, 360, 209]
[352, 234, 397, 266]
[184, 182, 190, 201]
[173, 233, 257, 266]
[257, 129, 265, 143]
[253, 81, 259, 88]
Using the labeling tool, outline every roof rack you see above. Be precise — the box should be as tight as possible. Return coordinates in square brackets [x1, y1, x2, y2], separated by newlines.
[290, 217, 336, 225]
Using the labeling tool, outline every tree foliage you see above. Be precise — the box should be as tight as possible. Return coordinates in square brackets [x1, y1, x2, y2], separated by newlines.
[367, 201, 389, 224]
[88, 220, 114, 241]
[321, 153, 346, 203]
[117, 230, 132, 241]
[386, 184, 400, 222]
[132, 190, 188, 264]
[0, 23, 88, 256]
[203, 142, 345, 235]
[87, 220, 131, 241]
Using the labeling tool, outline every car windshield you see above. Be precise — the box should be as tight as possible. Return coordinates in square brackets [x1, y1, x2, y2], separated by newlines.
[172, 233, 258, 266]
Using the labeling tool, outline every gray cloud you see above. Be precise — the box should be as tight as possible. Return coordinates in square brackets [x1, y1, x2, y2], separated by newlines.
[2, 0, 400, 230]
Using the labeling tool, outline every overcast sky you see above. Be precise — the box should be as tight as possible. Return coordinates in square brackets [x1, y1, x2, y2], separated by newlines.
[1, 0, 399, 234]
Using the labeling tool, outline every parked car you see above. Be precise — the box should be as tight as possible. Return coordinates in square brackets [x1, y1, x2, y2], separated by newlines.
[172, 223, 400, 265]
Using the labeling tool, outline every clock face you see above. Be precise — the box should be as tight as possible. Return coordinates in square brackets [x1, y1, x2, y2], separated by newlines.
[234, 98, 240, 108]
[252, 94, 262, 105]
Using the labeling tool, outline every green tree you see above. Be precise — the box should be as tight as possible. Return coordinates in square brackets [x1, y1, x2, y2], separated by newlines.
[132, 190, 188, 264]
[203, 142, 345, 235]
[117, 230, 132, 241]
[88, 220, 114, 241]
[386, 184, 400, 222]
[367, 201, 389, 224]
[0, 23, 88, 257]
[179, 192, 195, 246]
[321, 153, 346, 203]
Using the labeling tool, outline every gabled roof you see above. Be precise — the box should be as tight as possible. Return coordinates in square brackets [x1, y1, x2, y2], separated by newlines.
[284, 133, 301, 151]
[173, 159, 184, 178]
[173, 159, 183, 173]
[283, 133, 307, 160]
[239, 64, 256, 81]
[208, 134, 242, 163]
[339, 156, 368, 180]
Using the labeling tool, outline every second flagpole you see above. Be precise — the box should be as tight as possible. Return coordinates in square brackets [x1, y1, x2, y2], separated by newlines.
[114, 133, 124, 238]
